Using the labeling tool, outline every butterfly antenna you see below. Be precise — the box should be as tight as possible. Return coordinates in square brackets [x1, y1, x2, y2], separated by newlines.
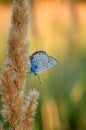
[37, 75, 41, 84]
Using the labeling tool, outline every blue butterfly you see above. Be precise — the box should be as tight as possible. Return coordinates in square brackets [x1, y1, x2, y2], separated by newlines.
[30, 50, 58, 75]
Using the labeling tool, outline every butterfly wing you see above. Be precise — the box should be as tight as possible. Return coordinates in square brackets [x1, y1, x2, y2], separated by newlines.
[30, 51, 58, 75]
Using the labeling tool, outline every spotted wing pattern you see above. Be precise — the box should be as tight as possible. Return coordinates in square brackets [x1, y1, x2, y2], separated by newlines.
[30, 51, 58, 75]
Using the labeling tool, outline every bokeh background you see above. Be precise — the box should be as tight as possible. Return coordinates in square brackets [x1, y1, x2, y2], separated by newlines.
[0, 0, 86, 130]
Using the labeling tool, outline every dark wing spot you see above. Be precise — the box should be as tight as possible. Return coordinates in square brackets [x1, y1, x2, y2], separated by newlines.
[35, 65, 37, 69]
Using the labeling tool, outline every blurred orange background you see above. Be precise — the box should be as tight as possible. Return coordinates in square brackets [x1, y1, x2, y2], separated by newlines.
[0, 1, 86, 130]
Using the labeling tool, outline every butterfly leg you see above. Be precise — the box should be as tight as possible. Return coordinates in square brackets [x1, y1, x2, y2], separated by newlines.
[37, 75, 42, 84]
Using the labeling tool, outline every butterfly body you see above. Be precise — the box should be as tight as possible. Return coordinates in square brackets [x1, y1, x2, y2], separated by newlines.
[30, 51, 58, 75]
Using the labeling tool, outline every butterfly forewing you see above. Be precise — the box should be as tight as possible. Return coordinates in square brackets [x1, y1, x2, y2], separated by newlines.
[30, 51, 58, 75]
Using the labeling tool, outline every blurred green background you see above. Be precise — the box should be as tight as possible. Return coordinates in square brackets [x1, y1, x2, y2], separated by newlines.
[0, 0, 86, 130]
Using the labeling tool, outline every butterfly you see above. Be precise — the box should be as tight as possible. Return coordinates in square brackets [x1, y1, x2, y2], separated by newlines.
[29, 50, 58, 75]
